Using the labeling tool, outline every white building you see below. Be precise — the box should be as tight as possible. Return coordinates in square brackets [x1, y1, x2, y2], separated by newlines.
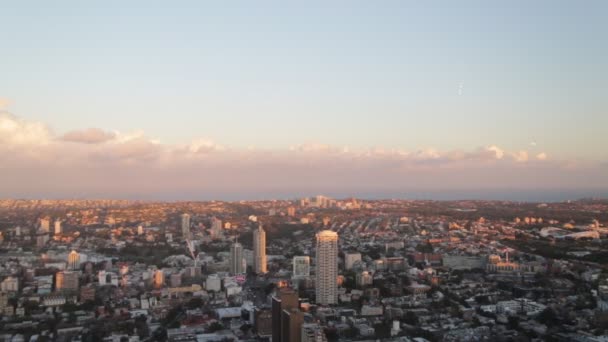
[293, 256, 311, 278]
[496, 298, 546, 316]
[206, 274, 222, 292]
[315, 230, 338, 305]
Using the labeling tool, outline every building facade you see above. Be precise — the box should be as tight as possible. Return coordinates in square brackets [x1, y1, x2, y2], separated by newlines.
[181, 213, 190, 239]
[230, 242, 244, 275]
[253, 223, 267, 274]
[315, 230, 338, 305]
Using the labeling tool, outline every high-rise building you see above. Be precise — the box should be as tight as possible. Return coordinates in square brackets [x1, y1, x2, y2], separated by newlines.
[287, 206, 296, 217]
[293, 256, 310, 278]
[315, 230, 338, 305]
[54, 220, 62, 235]
[282, 308, 304, 342]
[181, 214, 191, 239]
[40, 218, 50, 233]
[68, 250, 80, 270]
[153, 270, 165, 288]
[56, 271, 79, 291]
[230, 242, 244, 275]
[211, 217, 223, 239]
[272, 288, 299, 342]
[137, 225, 144, 235]
[253, 223, 267, 274]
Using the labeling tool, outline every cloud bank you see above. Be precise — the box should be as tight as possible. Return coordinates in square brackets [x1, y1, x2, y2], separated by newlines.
[1, 111, 606, 200]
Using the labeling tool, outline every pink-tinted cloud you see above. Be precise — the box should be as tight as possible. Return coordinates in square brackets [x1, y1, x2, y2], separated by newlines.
[61, 128, 116, 144]
[0, 112, 606, 199]
[0, 98, 11, 109]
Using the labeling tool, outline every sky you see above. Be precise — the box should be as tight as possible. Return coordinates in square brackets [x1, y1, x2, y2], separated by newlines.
[1, 1, 607, 200]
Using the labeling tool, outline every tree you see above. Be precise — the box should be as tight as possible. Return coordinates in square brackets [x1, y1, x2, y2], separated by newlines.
[537, 308, 558, 327]
[207, 321, 224, 333]
[415, 242, 433, 253]
[507, 316, 519, 330]
[135, 314, 150, 339]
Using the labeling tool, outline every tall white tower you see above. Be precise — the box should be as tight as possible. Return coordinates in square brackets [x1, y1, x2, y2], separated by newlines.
[54, 220, 62, 235]
[181, 213, 191, 239]
[230, 242, 244, 275]
[253, 223, 267, 274]
[315, 230, 338, 305]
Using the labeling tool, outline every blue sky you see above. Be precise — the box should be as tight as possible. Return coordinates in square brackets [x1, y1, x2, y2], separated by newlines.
[1, 1, 606, 159]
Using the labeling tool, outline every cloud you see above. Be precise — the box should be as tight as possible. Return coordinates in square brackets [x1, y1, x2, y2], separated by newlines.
[512, 150, 529, 162]
[0, 112, 52, 146]
[61, 128, 116, 144]
[0, 113, 606, 199]
[0, 98, 11, 109]
[187, 139, 225, 154]
[485, 145, 505, 159]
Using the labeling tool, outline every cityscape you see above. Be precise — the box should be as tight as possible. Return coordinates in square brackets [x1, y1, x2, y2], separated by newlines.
[1, 1, 608, 342]
[1, 197, 608, 341]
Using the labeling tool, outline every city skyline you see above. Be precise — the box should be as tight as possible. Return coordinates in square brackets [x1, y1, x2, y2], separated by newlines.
[1, 2, 607, 340]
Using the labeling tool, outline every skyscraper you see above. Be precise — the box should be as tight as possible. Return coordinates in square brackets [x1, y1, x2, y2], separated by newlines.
[315, 230, 338, 305]
[272, 288, 299, 342]
[68, 250, 80, 270]
[153, 269, 165, 288]
[230, 242, 244, 275]
[282, 308, 304, 342]
[211, 216, 223, 239]
[253, 223, 267, 274]
[181, 213, 190, 239]
[54, 219, 62, 235]
[40, 218, 50, 233]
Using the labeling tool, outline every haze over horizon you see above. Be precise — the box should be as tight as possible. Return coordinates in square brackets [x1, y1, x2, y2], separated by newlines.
[1, 1, 607, 200]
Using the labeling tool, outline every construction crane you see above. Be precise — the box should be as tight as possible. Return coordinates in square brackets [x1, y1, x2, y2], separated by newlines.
[185, 239, 198, 267]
